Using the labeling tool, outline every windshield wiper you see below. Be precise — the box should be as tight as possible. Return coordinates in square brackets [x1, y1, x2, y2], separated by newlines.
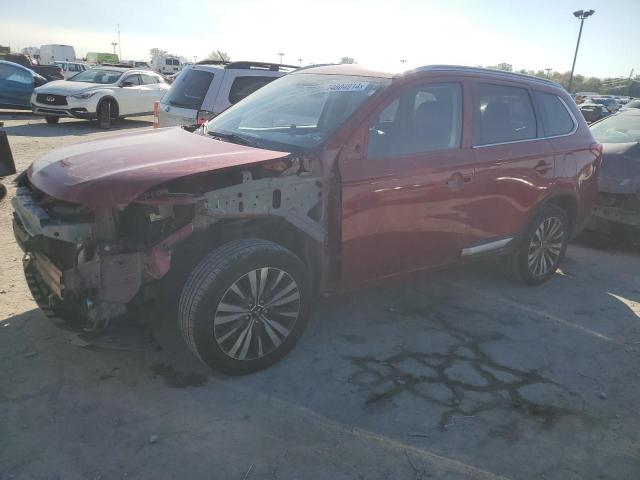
[206, 129, 256, 147]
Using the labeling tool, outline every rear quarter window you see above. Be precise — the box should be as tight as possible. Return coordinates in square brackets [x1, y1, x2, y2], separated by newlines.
[163, 69, 214, 109]
[534, 91, 576, 136]
[228, 76, 278, 105]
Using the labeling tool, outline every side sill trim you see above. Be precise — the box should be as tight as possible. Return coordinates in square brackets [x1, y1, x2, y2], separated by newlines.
[461, 237, 513, 257]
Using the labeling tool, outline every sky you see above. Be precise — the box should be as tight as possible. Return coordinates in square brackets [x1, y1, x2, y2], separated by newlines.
[2, 0, 639, 78]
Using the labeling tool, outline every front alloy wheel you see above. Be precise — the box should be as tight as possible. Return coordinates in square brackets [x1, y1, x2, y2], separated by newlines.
[214, 267, 301, 361]
[179, 239, 310, 374]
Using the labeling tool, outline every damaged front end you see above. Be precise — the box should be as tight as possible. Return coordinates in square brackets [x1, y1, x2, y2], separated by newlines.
[13, 152, 328, 329]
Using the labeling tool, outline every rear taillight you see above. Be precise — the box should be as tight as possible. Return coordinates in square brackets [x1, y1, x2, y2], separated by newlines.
[196, 110, 215, 125]
[57, 67, 63, 75]
[153, 101, 159, 128]
[590, 142, 603, 169]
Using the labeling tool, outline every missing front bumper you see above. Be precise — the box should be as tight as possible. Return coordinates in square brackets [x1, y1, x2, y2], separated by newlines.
[592, 205, 640, 228]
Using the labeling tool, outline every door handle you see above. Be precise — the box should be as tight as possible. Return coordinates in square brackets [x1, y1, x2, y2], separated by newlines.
[534, 160, 553, 174]
[446, 172, 472, 191]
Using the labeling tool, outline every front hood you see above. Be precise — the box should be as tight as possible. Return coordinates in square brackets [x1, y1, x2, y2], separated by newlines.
[28, 127, 288, 207]
[598, 142, 640, 195]
[35, 80, 106, 95]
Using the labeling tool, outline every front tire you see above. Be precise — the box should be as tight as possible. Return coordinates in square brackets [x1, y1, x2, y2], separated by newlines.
[509, 205, 569, 285]
[97, 100, 116, 129]
[178, 239, 310, 375]
[45, 116, 60, 124]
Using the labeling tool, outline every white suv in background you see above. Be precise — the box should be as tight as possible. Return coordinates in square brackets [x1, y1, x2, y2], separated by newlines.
[32, 66, 169, 128]
[156, 61, 296, 127]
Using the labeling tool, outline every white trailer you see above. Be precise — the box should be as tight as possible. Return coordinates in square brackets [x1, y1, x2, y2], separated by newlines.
[39, 44, 76, 64]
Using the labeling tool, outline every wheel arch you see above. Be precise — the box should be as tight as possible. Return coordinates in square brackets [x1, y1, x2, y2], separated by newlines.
[540, 192, 579, 235]
[96, 95, 119, 117]
[169, 216, 326, 294]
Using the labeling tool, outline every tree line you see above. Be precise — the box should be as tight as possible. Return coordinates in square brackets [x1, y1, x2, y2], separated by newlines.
[487, 63, 638, 96]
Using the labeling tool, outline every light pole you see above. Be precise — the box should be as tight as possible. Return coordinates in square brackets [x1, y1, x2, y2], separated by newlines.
[568, 9, 595, 93]
[111, 42, 118, 55]
[545, 68, 553, 79]
[117, 24, 121, 60]
[298, 58, 303, 66]
[277, 52, 285, 64]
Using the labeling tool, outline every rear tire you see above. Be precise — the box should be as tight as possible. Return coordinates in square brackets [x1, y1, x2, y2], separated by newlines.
[509, 205, 569, 286]
[45, 116, 60, 124]
[178, 239, 310, 375]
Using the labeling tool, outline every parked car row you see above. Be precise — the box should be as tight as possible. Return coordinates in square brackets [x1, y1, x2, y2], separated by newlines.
[575, 93, 639, 124]
[12, 65, 602, 374]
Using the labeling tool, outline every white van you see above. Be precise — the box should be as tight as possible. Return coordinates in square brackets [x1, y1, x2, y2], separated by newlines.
[156, 61, 296, 127]
[40, 44, 76, 64]
[151, 55, 182, 75]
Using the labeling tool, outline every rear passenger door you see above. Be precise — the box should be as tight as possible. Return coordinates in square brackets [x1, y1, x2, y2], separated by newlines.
[467, 81, 555, 250]
[138, 73, 163, 112]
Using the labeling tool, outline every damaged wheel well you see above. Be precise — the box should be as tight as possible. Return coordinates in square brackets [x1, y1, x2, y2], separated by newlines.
[167, 217, 324, 296]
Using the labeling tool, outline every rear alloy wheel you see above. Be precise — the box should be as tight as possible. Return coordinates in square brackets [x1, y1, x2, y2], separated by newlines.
[510, 205, 569, 285]
[45, 116, 60, 124]
[179, 239, 310, 374]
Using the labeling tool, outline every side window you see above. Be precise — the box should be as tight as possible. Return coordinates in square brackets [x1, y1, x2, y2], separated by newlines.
[534, 91, 575, 137]
[139, 74, 157, 85]
[123, 74, 141, 86]
[474, 83, 537, 146]
[0, 64, 15, 80]
[367, 83, 462, 159]
[228, 76, 277, 104]
[1, 66, 32, 84]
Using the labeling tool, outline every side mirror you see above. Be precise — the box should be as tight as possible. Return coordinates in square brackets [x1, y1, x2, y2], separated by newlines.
[33, 76, 47, 87]
[120, 81, 135, 88]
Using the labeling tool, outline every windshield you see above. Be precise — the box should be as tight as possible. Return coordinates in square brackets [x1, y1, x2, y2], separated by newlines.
[591, 113, 640, 143]
[206, 73, 391, 151]
[69, 69, 123, 84]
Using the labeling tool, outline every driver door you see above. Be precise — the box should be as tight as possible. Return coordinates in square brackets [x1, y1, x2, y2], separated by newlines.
[339, 79, 476, 287]
[117, 73, 144, 114]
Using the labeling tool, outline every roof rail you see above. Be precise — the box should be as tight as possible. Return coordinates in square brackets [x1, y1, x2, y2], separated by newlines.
[196, 60, 231, 66]
[411, 65, 563, 88]
[99, 63, 133, 69]
[225, 61, 298, 71]
[195, 60, 297, 71]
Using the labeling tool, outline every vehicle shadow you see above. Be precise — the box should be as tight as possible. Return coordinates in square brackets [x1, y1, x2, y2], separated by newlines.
[0, 110, 35, 120]
[0, 117, 154, 138]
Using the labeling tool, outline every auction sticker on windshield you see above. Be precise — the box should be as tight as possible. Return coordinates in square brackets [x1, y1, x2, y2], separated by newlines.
[326, 82, 369, 92]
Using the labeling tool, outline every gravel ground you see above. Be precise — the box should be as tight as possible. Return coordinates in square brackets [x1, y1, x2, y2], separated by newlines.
[1, 113, 639, 480]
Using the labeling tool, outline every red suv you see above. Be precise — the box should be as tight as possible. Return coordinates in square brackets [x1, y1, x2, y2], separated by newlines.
[13, 65, 601, 374]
